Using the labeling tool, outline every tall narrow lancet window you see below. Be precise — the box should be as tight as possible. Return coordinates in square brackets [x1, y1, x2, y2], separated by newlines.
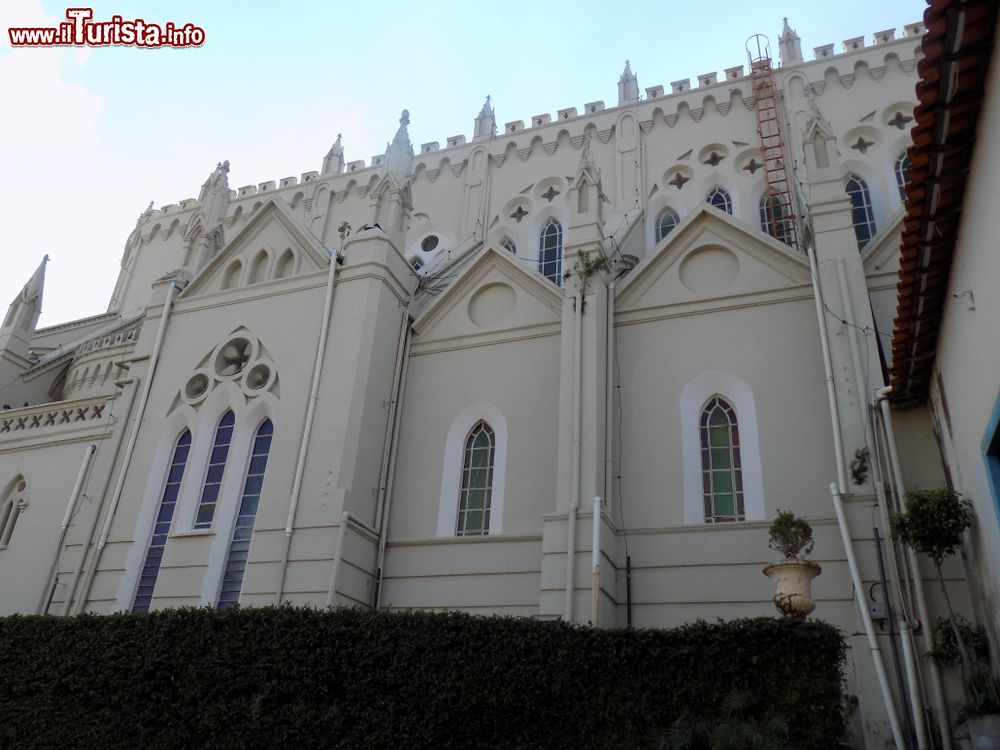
[538, 218, 564, 286]
[655, 208, 679, 243]
[700, 396, 744, 522]
[894, 153, 912, 202]
[706, 187, 733, 215]
[218, 419, 273, 609]
[759, 194, 792, 245]
[132, 430, 191, 613]
[845, 174, 877, 249]
[456, 421, 495, 536]
[194, 410, 235, 529]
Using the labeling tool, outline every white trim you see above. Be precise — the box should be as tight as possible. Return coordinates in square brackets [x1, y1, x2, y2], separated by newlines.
[680, 371, 765, 523]
[436, 402, 508, 537]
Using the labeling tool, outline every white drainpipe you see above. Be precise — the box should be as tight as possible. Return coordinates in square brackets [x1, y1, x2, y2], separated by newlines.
[836, 258, 929, 748]
[275, 250, 339, 604]
[565, 289, 583, 622]
[38, 443, 95, 614]
[374, 311, 412, 609]
[809, 247, 905, 748]
[590, 496, 601, 626]
[60, 377, 141, 616]
[75, 281, 181, 612]
[879, 390, 953, 748]
[604, 277, 615, 513]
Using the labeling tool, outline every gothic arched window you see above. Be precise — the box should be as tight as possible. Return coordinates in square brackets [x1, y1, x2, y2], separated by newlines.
[456, 421, 495, 536]
[133, 430, 191, 613]
[894, 153, 912, 203]
[706, 187, 733, 215]
[655, 208, 680, 243]
[759, 194, 793, 245]
[218, 419, 273, 609]
[845, 174, 877, 249]
[194, 410, 235, 529]
[700, 396, 744, 522]
[538, 218, 564, 286]
[500, 237, 517, 255]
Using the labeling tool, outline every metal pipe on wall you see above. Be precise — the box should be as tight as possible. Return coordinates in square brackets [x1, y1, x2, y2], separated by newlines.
[275, 249, 339, 604]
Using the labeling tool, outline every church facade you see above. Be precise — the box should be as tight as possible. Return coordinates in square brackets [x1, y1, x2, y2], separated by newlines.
[2, 13, 997, 746]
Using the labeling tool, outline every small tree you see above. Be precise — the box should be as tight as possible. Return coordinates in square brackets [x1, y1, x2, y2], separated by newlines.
[891, 488, 973, 669]
[768, 510, 814, 560]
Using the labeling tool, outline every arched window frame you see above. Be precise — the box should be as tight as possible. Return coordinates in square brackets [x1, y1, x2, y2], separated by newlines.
[538, 218, 564, 286]
[0, 476, 27, 549]
[680, 371, 765, 524]
[758, 193, 794, 245]
[456, 421, 496, 536]
[699, 396, 744, 522]
[655, 208, 680, 243]
[499, 237, 517, 255]
[437, 403, 508, 537]
[845, 174, 877, 249]
[217, 418, 273, 609]
[132, 430, 191, 613]
[194, 410, 235, 529]
[894, 153, 912, 203]
[706, 187, 733, 215]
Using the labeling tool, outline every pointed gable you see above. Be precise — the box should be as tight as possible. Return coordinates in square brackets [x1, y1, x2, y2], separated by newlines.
[413, 245, 562, 343]
[862, 212, 904, 276]
[616, 205, 811, 312]
[182, 198, 330, 298]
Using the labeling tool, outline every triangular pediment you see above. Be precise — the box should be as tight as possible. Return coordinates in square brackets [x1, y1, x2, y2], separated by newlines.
[183, 197, 330, 298]
[862, 211, 904, 276]
[616, 205, 811, 311]
[413, 245, 563, 341]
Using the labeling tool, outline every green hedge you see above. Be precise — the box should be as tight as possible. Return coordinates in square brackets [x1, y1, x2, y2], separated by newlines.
[0, 608, 847, 749]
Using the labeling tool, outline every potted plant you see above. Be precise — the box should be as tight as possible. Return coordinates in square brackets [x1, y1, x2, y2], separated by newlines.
[763, 510, 821, 617]
[892, 488, 1000, 747]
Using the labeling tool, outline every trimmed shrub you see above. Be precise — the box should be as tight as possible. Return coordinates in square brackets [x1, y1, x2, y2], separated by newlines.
[0, 608, 847, 749]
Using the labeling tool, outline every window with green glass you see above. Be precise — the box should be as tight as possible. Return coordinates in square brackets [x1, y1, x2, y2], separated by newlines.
[456, 421, 495, 536]
[700, 396, 744, 522]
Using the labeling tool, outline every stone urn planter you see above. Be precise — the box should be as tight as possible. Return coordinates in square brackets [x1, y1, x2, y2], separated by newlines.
[763, 559, 822, 616]
[764, 510, 821, 617]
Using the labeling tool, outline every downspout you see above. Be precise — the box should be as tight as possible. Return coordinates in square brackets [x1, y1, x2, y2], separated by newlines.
[836, 258, 924, 747]
[879, 390, 953, 748]
[373, 311, 412, 609]
[275, 250, 339, 604]
[604, 277, 615, 522]
[565, 289, 583, 622]
[590, 496, 601, 626]
[809, 247, 905, 748]
[76, 280, 181, 611]
[39, 443, 95, 614]
[60, 377, 141, 615]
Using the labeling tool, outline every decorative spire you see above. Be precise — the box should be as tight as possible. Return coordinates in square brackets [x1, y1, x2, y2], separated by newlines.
[578, 133, 596, 174]
[385, 109, 413, 185]
[618, 60, 639, 105]
[322, 133, 345, 175]
[1, 255, 47, 333]
[779, 17, 803, 65]
[474, 95, 496, 138]
[198, 160, 230, 236]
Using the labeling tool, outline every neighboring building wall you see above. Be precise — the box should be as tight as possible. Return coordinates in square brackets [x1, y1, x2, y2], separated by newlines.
[924, 11, 1000, 656]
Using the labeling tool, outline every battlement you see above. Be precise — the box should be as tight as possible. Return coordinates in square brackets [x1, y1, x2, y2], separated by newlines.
[138, 19, 922, 222]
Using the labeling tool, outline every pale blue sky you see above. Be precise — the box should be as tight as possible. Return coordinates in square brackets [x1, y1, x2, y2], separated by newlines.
[1, 0, 923, 326]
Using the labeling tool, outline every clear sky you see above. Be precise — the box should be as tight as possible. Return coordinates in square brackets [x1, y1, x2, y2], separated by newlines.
[1, 0, 924, 328]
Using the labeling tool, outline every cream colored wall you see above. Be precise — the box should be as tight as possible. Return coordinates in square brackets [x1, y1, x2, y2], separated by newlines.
[924, 12, 1000, 657]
